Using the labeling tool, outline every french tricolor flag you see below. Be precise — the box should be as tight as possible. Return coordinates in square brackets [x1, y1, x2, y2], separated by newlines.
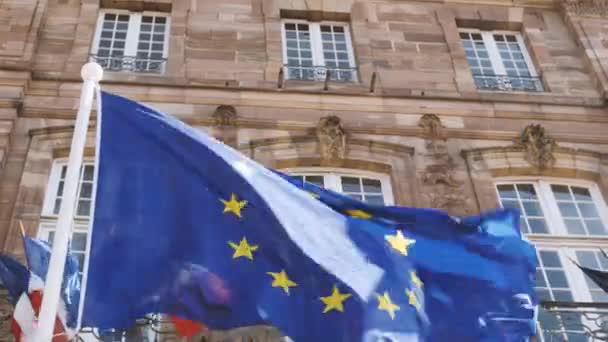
[0, 235, 79, 341]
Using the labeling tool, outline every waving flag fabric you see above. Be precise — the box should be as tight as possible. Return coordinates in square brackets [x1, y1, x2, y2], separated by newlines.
[82, 92, 426, 341]
[281, 174, 538, 341]
[0, 236, 80, 342]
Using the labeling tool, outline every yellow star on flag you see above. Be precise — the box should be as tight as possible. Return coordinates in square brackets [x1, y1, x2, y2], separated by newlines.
[320, 285, 352, 313]
[345, 209, 372, 219]
[385, 230, 415, 256]
[406, 289, 421, 310]
[267, 270, 297, 295]
[410, 271, 423, 288]
[377, 291, 400, 320]
[228, 237, 258, 260]
[220, 193, 247, 217]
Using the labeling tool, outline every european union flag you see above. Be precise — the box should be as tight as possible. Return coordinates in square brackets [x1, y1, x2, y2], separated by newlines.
[82, 92, 426, 341]
[281, 175, 538, 341]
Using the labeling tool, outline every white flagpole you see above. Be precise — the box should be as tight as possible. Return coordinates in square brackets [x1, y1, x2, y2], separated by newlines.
[36, 62, 103, 341]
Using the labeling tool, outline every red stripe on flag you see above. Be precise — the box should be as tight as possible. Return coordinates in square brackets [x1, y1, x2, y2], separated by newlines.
[170, 316, 206, 337]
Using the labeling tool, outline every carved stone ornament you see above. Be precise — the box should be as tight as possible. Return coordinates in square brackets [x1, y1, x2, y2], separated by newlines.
[212, 105, 238, 126]
[316, 115, 347, 160]
[514, 124, 557, 170]
[562, 0, 608, 17]
[418, 114, 445, 140]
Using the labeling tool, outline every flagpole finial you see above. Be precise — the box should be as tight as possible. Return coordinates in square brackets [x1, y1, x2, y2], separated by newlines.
[80, 62, 103, 83]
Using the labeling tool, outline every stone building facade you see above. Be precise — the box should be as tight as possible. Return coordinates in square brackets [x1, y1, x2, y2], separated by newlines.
[0, 0, 608, 340]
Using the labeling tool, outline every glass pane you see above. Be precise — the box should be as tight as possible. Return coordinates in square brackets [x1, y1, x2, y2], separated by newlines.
[56, 181, 64, 197]
[53, 199, 62, 215]
[585, 220, 606, 235]
[516, 184, 537, 199]
[575, 251, 597, 268]
[365, 195, 385, 206]
[522, 201, 542, 216]
[77, 200, 91, 217]
[551, 185, 572, 200]
[572, 187, 592, 201]
[362, 179, 382, 193]
[536, 289, 552, 302]
[348, 194, 363, 201]
[305, 176, 324, 188]
[546, 270, 568, 288]
[564, 219, 585, 235]
[552, 290, 573, 302]
[341, 177, 361, 193]
[501, 200, 521, 211]
[76, 254, 85, 271]
[577, 203, 598, 218]
[72, 232, 88, 251]
[528, 219, 548, 234]
[591, 290, 608, 302]
[540, 251, 561, 267]
[60, 166, 67, 179]
[497, 184, 516, 199]
[535, 269, 547, 287]
[80, 183, 92, 198]
[558, 203, 578, 217]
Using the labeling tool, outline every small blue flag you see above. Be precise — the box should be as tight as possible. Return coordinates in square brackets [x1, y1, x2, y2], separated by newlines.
[0, 255, 29, 305]
[281, 174, 538, 341]
[82, 92, 426, 341]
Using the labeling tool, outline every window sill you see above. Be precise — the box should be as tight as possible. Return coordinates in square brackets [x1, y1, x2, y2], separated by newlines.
[472, 90, 604, 106]
[527, 233, 608, 245]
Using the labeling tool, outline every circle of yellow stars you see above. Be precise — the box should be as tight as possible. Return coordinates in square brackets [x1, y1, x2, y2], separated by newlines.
[219, 192, 423, 317]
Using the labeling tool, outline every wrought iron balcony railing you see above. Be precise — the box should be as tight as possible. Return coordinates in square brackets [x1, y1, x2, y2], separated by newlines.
[89, 54, 167, 74]
[536, 301, 608, 341]
[283, 64, 358, 83]
[473, 73, 544, 92]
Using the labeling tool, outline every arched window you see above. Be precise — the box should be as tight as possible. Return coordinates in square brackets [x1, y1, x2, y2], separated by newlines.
[495, 178, 608, 341]
[40, 160, 96, 275]
[284, 168, 394, 205]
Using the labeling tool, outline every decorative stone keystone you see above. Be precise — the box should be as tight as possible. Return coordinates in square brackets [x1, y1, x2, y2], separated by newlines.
[316, 115, 347, 161]
[514, 124, 557, 170]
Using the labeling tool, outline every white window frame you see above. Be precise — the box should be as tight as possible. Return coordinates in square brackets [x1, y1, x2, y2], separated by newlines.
[283, 167, 394, 205]
[459, 29, 538, 78]
[91, 9, 171, 73]
[494, 178, 608, 237]
[280, 19, 357, 82]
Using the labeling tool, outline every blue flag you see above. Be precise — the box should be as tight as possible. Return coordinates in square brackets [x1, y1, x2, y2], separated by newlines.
[0, 255, 29, 305]
[280, 174, 538, 341]
[22, 236, 81, 329]
[82, 92, 426, 341]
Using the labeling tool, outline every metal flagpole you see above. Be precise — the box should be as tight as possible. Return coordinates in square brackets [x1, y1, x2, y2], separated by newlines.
[36, 62, 103, 341]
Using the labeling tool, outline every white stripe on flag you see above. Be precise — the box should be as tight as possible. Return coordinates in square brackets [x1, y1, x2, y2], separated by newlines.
[178, 121, 384, 300]
[14, 294, 36, 341]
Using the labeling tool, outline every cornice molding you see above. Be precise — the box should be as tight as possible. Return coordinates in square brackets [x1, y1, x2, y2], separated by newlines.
[561, 0, 608, 17]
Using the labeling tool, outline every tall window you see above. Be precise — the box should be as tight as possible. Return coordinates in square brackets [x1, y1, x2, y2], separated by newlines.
[281, 20, 357, 82]
[535, 250, 586, 342]
[496, 180, 608, 341]
[495, 181, 607, 236]
[459, 29, 542, 92]
[40, 162, 96, 274]
[575, 250, 608, 302]
[287, 170, 393, 205]
[91, 10, 170, 73]
[535, 250, 574, 302]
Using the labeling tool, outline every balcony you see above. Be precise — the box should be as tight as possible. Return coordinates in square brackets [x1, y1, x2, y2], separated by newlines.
[473, 74, 544, 92]
[283, 64, 358, 83]
[535, 301, 608, 341]
[89, 54, 166, 74]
